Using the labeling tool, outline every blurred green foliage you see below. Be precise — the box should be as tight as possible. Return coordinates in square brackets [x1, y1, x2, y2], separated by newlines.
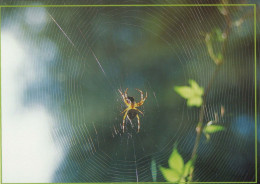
[205, 28, 225, 65]
[204, 124, 225, 134]
[203, 124, 226, 141]
[174, 79, 204, 107]
[160, 146, 195, 182]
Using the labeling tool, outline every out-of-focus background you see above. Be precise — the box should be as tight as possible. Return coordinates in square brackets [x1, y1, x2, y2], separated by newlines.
[1, 0, 259, 182]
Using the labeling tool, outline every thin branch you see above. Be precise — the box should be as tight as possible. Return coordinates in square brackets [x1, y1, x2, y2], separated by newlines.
[190, 5, 232, 180]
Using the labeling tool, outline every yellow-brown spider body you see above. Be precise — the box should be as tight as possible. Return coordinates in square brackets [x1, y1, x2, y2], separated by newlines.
[118, 88, 147, 133]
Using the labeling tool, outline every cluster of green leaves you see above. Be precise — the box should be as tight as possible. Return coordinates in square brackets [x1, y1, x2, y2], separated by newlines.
[174, 79, 225, 140]
[174, 79, 204, 107]
[163, 79, 225, 182]
[160, 146, 195, 183]
[169, 23, 227, 179]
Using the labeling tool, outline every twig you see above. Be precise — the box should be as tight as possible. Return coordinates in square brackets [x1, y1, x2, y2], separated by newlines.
[190, 5, 232, 180]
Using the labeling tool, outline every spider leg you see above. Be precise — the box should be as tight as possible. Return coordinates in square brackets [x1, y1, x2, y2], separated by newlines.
[136, 114, 140, 133]
[122, 110, 128, 133]
[121, 107, 129, 114]
[135, 90, 148, 107]
[127, 115, 131, 121]
[127, 115, 134, 127]
[124, 88, 128, 98]
[136, 88, 143, 100]
[118, 89, 130, 106]
[134, 108, 144, 116]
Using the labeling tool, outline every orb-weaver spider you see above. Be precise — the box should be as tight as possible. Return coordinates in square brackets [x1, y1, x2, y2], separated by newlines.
[118, 88, 147, 133]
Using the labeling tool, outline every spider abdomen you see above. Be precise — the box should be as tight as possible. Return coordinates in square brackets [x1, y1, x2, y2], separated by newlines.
[127, 109, 138, 119]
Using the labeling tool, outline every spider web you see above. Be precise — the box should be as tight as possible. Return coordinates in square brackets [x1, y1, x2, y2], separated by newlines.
[1, 0, 257, 182]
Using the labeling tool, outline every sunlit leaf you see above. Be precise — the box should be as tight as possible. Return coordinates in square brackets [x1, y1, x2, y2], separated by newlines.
[168, 147, 184, 174]
[189, 80, 204, 96]
[203, 125, 225, 134]
[180, 178, 186, 182]
[174, 86, 195, 99]
[174, 80, 204, 107]
[183, 159, 193, 177]
[151, 159, 157, 182]
[187, 96, 203, 107]
[159, 166, 180, 182]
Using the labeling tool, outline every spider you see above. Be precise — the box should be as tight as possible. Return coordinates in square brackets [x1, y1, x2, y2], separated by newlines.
[118, 88, 147, 133]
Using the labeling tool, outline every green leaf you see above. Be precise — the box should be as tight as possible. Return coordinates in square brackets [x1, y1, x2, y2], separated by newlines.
[189, 80, 204, 96]
[168, 147, 184, 174]
[151, 159, 157, 182]
[203, 125, 225, 134]
[183, 160, 193, 177]
[187, 96, 203, 107]
[174, 86, 194, 99]
[214, 28, 225, 42]
[174, 80, 204, 107]
[180, 178, 186, 182]
[183, 157, 196, 177]
[205, 29, 225, 65]
[160, 166, 180, 182]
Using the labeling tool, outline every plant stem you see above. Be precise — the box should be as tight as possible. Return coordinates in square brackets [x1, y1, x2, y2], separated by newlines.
[191, 66, 221, 159]
[190, 5, 232, 180]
